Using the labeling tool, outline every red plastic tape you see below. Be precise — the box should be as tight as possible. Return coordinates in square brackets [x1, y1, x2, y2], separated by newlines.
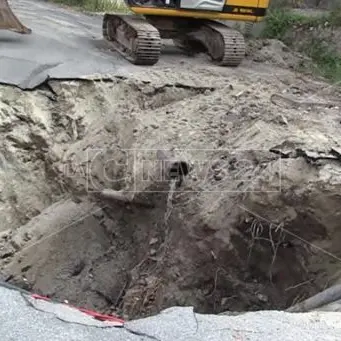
[31, 294, 124, 324]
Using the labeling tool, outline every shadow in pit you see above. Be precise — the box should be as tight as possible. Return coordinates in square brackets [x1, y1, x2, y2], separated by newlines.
[227, 212, 329, 312]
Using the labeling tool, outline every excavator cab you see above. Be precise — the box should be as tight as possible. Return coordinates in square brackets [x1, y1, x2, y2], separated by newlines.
[0, 0, 31, 34]
[103, 0, 270, 66]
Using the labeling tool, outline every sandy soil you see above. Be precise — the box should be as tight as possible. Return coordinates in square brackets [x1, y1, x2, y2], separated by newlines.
[0, 35, 341, 320]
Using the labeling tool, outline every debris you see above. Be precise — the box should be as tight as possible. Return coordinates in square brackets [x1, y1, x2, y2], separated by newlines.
[270, 93, 340, 109]
[149, 238, 158, 245]
[257, 294, 269, 303]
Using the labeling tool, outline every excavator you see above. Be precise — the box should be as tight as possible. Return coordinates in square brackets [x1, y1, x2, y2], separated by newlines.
[102, 0, 271, 66]
[0, 0, 270, 67]
[0, 0, 31, 34]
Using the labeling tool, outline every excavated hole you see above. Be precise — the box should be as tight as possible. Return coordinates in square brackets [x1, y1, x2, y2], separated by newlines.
[0, 79, 339, 320]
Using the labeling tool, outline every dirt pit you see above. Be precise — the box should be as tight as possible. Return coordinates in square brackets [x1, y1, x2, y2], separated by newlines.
[0, 47, 341, 320]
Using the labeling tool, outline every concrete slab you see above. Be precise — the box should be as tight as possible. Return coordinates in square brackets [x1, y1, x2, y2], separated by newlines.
[2, 283, 341, 341]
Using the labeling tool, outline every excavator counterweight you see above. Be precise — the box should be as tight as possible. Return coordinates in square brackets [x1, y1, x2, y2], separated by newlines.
[0, 0, 31, 34]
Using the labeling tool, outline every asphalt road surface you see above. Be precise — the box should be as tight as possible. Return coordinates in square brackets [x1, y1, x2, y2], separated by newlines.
[0, 0, 153, 89]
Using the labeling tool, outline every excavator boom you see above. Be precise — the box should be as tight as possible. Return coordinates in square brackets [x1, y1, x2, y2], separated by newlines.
[0, 0, 31, 34]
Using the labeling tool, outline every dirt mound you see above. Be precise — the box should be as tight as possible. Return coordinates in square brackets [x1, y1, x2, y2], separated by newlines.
[0, 44, 341, 319]
[246, 39, 311, 69]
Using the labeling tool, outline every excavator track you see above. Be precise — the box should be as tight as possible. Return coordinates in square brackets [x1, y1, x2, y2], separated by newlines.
[102, 14, 161, 66]
[185, 20, 246, 67]
[202, 21, 245, 66]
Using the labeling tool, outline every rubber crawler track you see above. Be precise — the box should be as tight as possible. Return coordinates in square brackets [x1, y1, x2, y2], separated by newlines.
[102, 14, 161, 66]
[203, 21, 246, 67]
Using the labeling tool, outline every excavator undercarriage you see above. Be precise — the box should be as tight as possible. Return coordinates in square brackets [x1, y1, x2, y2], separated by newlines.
[0, 0, 31, 34]
[0, 0, 264, 68]
[102, 13, 246, 66]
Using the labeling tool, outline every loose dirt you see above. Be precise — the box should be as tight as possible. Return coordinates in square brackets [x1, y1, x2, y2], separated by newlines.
[0, 38, 341, 320]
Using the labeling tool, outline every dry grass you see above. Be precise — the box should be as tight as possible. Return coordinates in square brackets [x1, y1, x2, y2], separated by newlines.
[246, 218, 285, 282]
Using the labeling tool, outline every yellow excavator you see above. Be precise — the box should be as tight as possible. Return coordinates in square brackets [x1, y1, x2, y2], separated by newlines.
[0, 0, 270, 67]
[103, 0, 270, 66]
[0, 0, 31, 34]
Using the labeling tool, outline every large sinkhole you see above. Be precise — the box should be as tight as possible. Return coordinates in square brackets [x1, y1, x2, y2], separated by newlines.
[0, 79, 340, 320]
[2, 201, 334, 320]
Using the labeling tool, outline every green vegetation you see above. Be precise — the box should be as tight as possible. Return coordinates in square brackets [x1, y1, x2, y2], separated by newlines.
[262, 7, 341, 82]
[262, 10, 325, 41]
[51, 0, 128, 12]
[304, 37, 341, 82]
[329, 7, 341, 26]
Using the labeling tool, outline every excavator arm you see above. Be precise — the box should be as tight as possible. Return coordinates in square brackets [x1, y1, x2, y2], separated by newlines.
[0, 0, 31, 34]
